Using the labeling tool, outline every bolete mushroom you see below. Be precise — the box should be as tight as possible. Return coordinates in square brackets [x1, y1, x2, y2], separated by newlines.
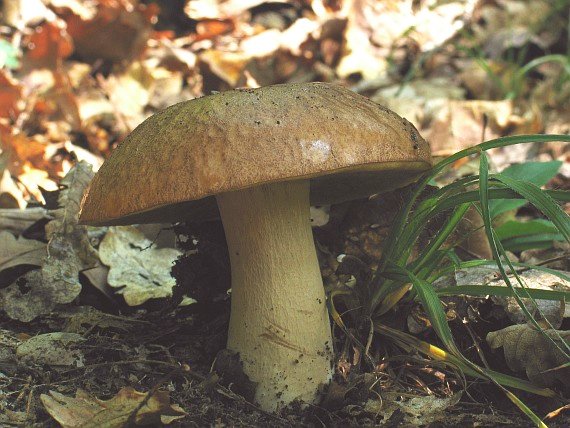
[79, 82, 431, 412]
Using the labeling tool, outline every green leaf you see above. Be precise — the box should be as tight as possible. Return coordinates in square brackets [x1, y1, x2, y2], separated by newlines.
[0, 40, 20, 69]
[495, 219, 558, 240]
[490, 161, 562, 217]
[501, 233, 564, 252]
[494, 174, 570, 243]
[496, 219, 564, 251]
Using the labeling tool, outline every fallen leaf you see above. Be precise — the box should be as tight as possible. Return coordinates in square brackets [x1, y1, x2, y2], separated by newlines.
[487, 270, 570, 328]
[16, 332, 85, 367]
[61, 306, 145, 334]
[425, 100, 516, 156]
[487, 324, 570, 387]
[0, 169, 26, 208]
[100, 61, 155, 131]
[1, 0, 55, 27]
[0, 70, 22, 118]
[199, 49, 249, 87]
[0, 230, 46, 271]
[41, 387, 186, 427]
[0, 161, 97, 321]
[98, 226, 182, 306]
[444, 267, 569, 328]
[184, 0, 283, 20]
[365, 391, 462, 425]
[63, 0, 155, 62]
[24, 20, 74, 69]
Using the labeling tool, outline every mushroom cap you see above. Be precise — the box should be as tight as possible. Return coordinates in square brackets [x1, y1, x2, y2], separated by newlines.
[80, 82, 431, 226]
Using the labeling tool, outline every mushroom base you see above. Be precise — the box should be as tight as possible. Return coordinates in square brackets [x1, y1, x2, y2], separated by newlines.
[216, 180, 333, 412]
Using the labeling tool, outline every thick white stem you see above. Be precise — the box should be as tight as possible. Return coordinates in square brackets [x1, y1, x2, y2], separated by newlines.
[216, 180, 333, 412]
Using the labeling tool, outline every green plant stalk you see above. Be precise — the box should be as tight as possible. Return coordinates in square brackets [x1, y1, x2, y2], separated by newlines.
[368, 134, 570, 314]
[478, 152, 570, 358]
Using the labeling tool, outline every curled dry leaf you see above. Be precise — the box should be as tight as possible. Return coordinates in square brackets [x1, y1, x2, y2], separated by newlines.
[98, 226, 182, 306]
[487, 324, 570, 388]
[41, 387, 186, 427]
[0, 161, 97, 322]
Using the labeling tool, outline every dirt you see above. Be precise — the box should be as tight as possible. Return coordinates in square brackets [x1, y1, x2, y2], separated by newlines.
[1, 299, 567, 427]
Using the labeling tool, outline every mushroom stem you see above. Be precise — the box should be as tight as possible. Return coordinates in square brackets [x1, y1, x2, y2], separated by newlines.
[216, 180, 333, 412]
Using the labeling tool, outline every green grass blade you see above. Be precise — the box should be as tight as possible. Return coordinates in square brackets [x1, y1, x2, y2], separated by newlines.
[411, 204, 471, 274]
[479, 153, 570, 358]
[501, 233, 565, 252]
[428, 260, 570, 283]
[494, 174, 570, 242]
[436, 285, 570, 301]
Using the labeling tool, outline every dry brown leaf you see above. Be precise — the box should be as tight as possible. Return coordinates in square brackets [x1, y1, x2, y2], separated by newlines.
[0, 169, 26, 208]
[425, 100, 516, 156]
[0, 70, 22, 118]
[24, 20, 74, 69]
[200, 49, 249, 86]
[100, 61, 155, 131]
[0, 230, 45, 271]
[487, 324, 570, 388]
[0, 161, 97, 322]
[41, 387, 186, 427]
[16, 332, 85, 367]
[488, 270, 570, 328]
[63, 0, 155, 62]
[472, 0, 564, 58]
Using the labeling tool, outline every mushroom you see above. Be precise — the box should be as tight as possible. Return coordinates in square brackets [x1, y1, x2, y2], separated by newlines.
[79, 82, 431, 412]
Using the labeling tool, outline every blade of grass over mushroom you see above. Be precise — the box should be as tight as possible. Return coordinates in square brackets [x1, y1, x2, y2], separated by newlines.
[479, 152, 570, 358]
[368, 134, 570, 314]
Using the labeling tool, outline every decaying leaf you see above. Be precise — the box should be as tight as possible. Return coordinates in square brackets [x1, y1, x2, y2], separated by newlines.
[63, 0, 155, 62]
[0, 161, 97, 321]
[0, 230, 46, 271]
[489, 270, 570, 328]
[16, 332, 85, 367]
[98, 226, 182, 306]
[61, 306, 147, 334]
[365, 391, 462, 425]
[0, 69, 22, 118]
[487, 324, 570, 387]
[41, 387, 186, 427]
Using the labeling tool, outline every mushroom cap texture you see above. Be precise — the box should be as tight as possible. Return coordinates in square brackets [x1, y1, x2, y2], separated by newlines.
[80, 82, 431, 226]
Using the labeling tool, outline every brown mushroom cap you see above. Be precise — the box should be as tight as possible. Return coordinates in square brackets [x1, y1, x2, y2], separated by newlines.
[80, 82, 431, 226]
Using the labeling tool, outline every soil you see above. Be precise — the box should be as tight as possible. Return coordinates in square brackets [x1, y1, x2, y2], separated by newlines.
[1, 298, 567, 427]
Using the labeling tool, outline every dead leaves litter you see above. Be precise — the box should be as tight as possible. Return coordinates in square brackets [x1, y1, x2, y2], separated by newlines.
[98, 226, 182, 306]
[487, 324, 570, 388]
[41, 387, 186, 427]
[0, 161, 97, 321]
